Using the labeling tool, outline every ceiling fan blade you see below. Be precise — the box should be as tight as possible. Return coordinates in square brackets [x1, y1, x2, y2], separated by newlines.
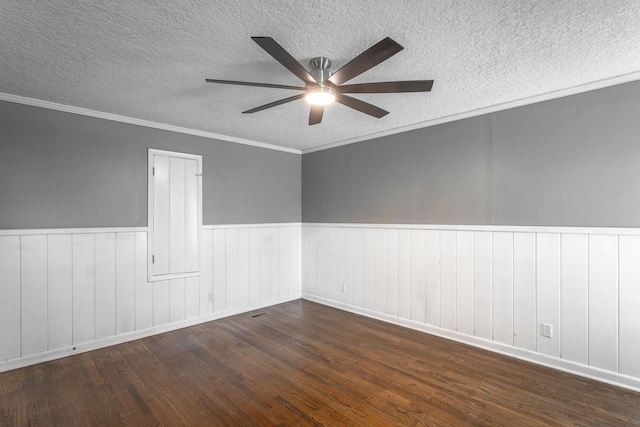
[309, 105, 324, 125]
[243, 94, 305, 114]
[206, 79, 305, 91]
[327, 37, 404, 86]
[251, 37, 317, 85]
[338, 80, 434, 93]
[335, 94, 389, 118]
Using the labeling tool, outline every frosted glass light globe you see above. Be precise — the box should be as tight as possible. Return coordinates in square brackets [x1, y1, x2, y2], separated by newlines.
[305, 87, 335, 105]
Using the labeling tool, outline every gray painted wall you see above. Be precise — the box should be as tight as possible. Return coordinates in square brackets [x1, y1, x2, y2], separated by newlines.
[303, 80, 640, 227]
[0, 101, 301, 229]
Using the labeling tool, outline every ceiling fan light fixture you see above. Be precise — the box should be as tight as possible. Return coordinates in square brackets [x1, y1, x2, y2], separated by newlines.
[305, 86, 335, 105]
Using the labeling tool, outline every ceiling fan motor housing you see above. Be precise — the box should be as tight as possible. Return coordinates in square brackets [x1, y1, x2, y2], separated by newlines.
[308, 56, 332, 84]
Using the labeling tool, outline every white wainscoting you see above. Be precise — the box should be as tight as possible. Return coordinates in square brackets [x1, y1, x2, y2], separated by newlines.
[0, 223, 301, 372]
[301, 224, 640, 391]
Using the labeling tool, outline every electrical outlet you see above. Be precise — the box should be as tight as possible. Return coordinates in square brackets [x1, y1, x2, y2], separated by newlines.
[341, 284, 346, 293]
[542, 323, 553, 338]
[208, 292, 214, 302]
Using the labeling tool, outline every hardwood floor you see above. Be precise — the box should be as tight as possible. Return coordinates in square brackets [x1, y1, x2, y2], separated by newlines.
[1, 299, 639, 426]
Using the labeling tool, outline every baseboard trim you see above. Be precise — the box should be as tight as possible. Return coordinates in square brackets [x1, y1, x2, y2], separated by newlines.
[302, 294, 640, 393]
[0, 294, 301, 373]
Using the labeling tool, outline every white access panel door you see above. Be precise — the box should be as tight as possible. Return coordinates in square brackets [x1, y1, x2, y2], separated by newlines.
[148, 149, 202, 281]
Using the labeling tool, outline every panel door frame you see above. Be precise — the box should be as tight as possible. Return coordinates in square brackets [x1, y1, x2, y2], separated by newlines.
[148, 148, 203, 282]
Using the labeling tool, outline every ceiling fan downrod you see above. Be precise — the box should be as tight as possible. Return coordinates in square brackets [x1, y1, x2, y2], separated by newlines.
[308, 56, 332, 84]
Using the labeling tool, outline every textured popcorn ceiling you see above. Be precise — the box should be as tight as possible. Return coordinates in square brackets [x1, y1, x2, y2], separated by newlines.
[2, 1, 640, 151]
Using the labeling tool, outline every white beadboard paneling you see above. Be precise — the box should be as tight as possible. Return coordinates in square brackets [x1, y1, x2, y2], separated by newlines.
[351, 228, 364, 308]
[237, 228, 250, 307]
[279, 227, 291, 298]
[440, 230, 457, 331]
[169, 157, 186, 275]
[317, 227, 330, 299]
[291, 226, 300, 296]
[47, 234, 72, 350]
[316, 228, 331, 297]
[384, 229, 398, 316]
[337, 228, 346, 301]
[373, 229, 386, 313]
[362, 228, 374, 311]
[270, 227, 281, 300]
[324, 227, 336, 301]
[0, 236, 21, 361]
[588, 234, 618, 372]
[331, 228, 348, 306]
[295, 227, 301, 296]
[409, 230, 427, 323]
[135, 232, 152, 330]
[307, 227, 318, 296]
[200, 229, 213, 315]
[5, 223, 640, 391]
[424, 230, 440, 327]
[21, 235, 48, 356]
[226, 228, 239, 308]
[560, 233, 588, 365]
[1, 224, 301, 374]
[456, 231, 474, 335]
[249, 228, 260, 305]
[72, 234, 95, 344]
[259, 228, 271, 301]
[332, 227, 345, 303]
[492, 232, 513, 346]
[536, 233, 561, 357]
[284, 226, 295, 297]
[169, 278, 186, 322]
[302, 226, 310, 294]
[323, 227, 334, 301]
[185, 277, 200, 319]
[213, 229, 227, 311]
[619, 235, 640, 377]
[115, 233, 135, 335]
[513, 232, 535, 351]
[410, 229, 426, 323]
[153, 280, 170, 326]
[473, 231, 492, 340]
[397, 229, 411, 320]
[286, 226, 297, 296]
[335, 228, 345, 301]
[299, 223, 640, 392]
[95, 233, 116, 340]
[342, 228, 362, 305]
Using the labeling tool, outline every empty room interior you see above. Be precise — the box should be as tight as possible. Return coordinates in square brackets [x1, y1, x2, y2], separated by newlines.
[2, 1, 640, 425]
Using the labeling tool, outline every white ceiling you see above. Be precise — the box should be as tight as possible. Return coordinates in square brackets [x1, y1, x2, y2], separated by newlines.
[2, 1, 640, 152]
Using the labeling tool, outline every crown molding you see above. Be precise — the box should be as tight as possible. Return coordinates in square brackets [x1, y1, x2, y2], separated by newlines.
[0, 93, 301, 155]
[4, 69, 640, 156]
[302, 70, 640, 154]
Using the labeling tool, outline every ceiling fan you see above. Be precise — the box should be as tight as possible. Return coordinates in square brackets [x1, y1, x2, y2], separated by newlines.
[206, 37, 434, 125]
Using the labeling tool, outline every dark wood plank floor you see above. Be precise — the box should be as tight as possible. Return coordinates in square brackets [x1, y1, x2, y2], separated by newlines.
[1, 300, 639, 426]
